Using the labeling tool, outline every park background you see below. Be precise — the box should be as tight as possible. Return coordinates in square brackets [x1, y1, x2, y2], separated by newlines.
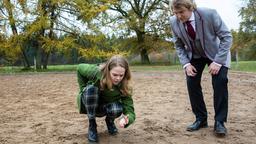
[0, 0, 255, 144]
[0, 0, 255, 70]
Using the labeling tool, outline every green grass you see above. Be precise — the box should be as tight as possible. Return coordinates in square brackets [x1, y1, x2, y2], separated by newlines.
[130, 65, 182, 71]
[130, 61, 256, 72]
[0, 61, 256, 74]
[230, 61, 256, 72]
[0, 65, 78, 74]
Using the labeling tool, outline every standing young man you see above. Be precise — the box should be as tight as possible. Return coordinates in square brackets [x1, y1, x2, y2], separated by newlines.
[169, 0, 232, 136]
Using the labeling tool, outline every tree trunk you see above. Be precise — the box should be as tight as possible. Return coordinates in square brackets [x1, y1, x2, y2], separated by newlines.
[6, 0, 30, 68]
[235, 49, 239, 64]
[34, 56, 36, 70]
[136, 31, 150, 64]
[42, 51, 49, 69]
[173, 52, 177, 65]
[21, 49, 31, 68]
[140, 49, 150, 64]
[35, 46, 42, 70]
[41, 2, 56, 69]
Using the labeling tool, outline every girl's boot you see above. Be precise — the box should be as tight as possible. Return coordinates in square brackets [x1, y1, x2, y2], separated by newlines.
[88, 119, 98, 142]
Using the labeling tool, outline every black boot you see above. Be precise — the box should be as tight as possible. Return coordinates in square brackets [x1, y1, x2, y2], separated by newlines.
[88, 119, 98, 142]
[105, 117, 118, 135]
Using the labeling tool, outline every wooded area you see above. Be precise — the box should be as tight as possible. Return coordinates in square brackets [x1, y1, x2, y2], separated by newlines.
[0, 0, 255, 70]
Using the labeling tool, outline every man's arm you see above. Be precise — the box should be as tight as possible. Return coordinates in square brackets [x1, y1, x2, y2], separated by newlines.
[211, 9, 232, 65]
[169, 17, 191, 67]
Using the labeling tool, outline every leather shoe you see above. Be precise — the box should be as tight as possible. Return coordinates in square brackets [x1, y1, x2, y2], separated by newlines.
[105, 117, 118, 135]
[88, 119, 98, 142]
[214, 121, 227, 137]
[187, 120, 208, 131]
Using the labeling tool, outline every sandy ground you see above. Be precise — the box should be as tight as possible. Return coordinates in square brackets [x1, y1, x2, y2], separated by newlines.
[0, 70, 255, 144]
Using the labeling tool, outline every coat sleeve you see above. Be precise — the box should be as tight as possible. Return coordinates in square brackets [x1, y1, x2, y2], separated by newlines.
[211, 9, 232, 65]
[121, 95, 136, 128]
[76, 64, 99, 114]
[77, 64, 99, 92]
[169, 17, 191, 67]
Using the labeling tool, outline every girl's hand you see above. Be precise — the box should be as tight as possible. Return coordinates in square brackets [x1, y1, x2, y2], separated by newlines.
[119, 114, 129, 128]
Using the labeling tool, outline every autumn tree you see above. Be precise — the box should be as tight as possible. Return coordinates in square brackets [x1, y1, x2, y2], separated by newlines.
[1, 0, 122, 69]
[0, 0, 31, 67]
[24, 0, 117, 69]
[101, 0, 171, 64]
[235, 0, 256, 60]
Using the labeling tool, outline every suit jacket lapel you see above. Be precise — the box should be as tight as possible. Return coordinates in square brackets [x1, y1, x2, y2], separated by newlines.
[178, 21, 192, 50]
[194, 10, 205, 50]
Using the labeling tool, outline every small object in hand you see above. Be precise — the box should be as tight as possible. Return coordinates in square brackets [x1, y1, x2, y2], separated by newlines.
[119, 114, 128, 128]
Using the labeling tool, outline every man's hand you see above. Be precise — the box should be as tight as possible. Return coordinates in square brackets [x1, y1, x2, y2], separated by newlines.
[185, 64, 197, 77]
[208, 62, 221, 75]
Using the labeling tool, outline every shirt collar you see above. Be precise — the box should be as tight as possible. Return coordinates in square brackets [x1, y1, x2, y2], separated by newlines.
[189, 12, 195, 22]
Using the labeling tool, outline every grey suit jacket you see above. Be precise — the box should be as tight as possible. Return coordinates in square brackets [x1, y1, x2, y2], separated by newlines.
[169, 7, 232, 68]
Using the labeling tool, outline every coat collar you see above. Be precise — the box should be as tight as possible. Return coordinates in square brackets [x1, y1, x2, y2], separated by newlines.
[177, 9, 205, 50]
[194, 9, 205, 50]
[178, 18, 191, 50]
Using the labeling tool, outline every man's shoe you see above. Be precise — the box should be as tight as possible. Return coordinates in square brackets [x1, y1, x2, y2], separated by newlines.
[105, 117, 118, 135]
[187, 120, 208, 131]
[88, 119, 98, 142]
[214, 121, 227, 137]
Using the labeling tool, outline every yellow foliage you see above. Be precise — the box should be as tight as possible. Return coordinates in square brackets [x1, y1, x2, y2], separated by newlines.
[75, 0, 108, 21]
[78, 46, 128, 59]
[18, 0, 29, 14]
[26, 16, 50, 36]
[1, 35, 23, 61]
[41, 36, 77, 53]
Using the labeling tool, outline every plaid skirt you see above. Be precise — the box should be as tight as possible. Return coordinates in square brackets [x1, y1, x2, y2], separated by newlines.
[81, 85, 123, 119]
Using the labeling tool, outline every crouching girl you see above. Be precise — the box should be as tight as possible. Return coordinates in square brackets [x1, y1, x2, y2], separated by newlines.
[76, 55, 135, 142]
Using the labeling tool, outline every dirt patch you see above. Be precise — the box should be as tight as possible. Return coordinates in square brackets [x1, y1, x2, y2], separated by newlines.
[0, 71, 255, 144]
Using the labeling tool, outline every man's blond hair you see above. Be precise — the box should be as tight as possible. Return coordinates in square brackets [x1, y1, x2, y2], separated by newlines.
[170, 0, 197, 12]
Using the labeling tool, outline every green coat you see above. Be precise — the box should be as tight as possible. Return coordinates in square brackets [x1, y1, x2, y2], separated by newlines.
[76, 64, 135, 127]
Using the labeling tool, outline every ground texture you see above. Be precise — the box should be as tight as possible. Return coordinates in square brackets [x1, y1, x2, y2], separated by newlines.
[0, 71, 255, 144]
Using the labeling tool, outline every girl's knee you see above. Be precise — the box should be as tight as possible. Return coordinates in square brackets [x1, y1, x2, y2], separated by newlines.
[83, 85, 99, 97]
[85, 85, 98, 92]
[105, 103, 123, 118]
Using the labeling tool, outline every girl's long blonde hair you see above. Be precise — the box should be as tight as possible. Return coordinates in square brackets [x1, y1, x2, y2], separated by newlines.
[100, 55, 132, 96]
